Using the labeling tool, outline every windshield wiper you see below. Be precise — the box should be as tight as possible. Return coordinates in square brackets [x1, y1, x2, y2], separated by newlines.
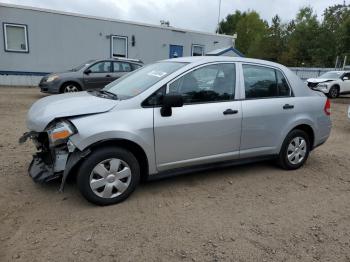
[97, 90, 118, 100]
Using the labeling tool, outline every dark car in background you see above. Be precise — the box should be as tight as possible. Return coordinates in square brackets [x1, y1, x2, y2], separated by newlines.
[39, 58, 143, 94]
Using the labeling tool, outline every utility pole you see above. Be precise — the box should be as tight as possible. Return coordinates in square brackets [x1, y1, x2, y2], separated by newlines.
[343, 56, 347, 70]
[217, 0, 222, 33]
[335, 56, 339, 69]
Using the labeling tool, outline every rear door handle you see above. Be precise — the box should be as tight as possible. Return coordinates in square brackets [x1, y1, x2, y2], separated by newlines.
[283, 104, 294, 110]
[223, 109, 238, 115]
[106, 74, 111, 77]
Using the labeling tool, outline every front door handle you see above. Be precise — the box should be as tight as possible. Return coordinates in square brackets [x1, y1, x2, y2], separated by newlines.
[223, 109, 238, 115]
[283, 104, 294, 110]
[106, 74, 111, 77]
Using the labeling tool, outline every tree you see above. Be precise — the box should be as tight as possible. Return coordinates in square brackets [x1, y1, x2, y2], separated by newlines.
[217, 11, 243, 35]
[218, 10, 269, 58]
[218, 4, 350, 67]
[322, 4, 350, 66]
[263, 15, 287, 62]
[285, 7, 322, 66]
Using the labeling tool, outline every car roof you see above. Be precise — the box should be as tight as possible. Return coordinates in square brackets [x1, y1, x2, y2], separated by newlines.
[92, 58, 143, 64]
[162, 56, 285, 69]
[325, 71, 347, 74]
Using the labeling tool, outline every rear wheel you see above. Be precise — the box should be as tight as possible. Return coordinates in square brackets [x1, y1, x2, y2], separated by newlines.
[277, 129, 310, 170]
[327, 86, 339, 98]
[77, 147, 140, 205]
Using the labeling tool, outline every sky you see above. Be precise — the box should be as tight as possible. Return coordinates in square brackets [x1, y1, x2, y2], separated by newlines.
[1, 0, 344, 33]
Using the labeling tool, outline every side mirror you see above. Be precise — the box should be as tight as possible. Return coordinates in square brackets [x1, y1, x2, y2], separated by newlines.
[343, 76, 349, 81]
[84, 69, 91, 75]
[160, 94, 183, 117]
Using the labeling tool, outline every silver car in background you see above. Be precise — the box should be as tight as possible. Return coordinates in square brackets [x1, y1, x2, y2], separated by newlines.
[39, 58, 143, 94]
[21, 56, 332, 205]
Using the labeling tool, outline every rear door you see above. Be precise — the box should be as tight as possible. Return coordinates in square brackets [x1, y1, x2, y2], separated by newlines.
[83, 61, 112, 89]
[153, 63, 242, 171]
[240, 63, 295, 158]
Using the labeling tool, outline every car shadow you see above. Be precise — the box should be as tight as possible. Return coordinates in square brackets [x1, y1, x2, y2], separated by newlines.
[142, 160, 277, 188]
[30, 160, 278, 205]
[333, 95, 350, 104]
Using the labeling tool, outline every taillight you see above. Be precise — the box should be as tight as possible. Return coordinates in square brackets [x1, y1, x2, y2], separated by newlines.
[324, 98, 331, 115]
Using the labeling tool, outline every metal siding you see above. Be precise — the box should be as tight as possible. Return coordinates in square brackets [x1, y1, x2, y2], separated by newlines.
[0, 5, 233, 73]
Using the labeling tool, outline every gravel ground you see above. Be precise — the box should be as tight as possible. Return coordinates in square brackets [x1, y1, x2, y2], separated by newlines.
[0, 87, 350, 262]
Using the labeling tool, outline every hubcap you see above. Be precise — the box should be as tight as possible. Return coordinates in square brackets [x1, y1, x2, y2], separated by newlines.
[287, 137, 307, 165]
[89, 158, 131, 198]
[64, 85, 79, 92]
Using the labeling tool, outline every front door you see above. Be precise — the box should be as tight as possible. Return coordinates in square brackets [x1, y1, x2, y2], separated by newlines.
[341, 72, 350, 93]
[154, 63, 241, 171]
[240, 63, 296, 158]
[169, 45, 183, 58]
[83, 61, 112, 89]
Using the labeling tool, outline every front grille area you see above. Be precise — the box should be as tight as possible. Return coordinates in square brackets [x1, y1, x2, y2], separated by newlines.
[39, 76, 47, 84]
[307, 82, 318, 88]
[33, 132, 50, 151]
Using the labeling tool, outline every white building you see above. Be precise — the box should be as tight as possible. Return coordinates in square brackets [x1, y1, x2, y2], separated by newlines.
[0, 3, 242, 86]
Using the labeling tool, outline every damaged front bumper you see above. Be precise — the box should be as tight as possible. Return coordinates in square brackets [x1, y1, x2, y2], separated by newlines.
[28, 152, 61, 183]
[20, 131, 90, 190]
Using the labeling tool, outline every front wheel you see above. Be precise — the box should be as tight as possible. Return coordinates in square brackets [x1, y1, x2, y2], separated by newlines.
[277, 129, 310, 170]
[77, 147, 140, 205]
[61, 83, 81, 93]
[327, 86, 339, 98]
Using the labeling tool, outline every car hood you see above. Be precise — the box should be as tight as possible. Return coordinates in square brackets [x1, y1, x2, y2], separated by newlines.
[27, 92, 117, 131]
[307, 78, 336, 83]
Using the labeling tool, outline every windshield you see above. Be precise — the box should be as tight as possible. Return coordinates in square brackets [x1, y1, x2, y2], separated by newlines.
[319, 72, 342, 79]
[103, 62, 187, 99]
[70, 60, 95, 71]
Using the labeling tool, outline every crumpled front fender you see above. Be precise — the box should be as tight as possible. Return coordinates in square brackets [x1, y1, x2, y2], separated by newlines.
[58, 148, 91, 192]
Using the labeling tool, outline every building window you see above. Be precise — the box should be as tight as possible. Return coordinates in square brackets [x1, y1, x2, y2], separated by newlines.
[3, 23, 29, 53]
[191, 44, 204, 56]
[111, 35, 128, 58]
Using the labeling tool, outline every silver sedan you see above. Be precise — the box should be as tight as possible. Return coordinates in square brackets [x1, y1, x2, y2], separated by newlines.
[21, 56, 332, 205]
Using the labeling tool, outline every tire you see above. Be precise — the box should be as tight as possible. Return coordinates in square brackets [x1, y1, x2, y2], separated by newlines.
[77, 147, 140, 205]
[61, 82, 81, 93]
[327, 86, 339, 98]
[277, 129, 310, 170]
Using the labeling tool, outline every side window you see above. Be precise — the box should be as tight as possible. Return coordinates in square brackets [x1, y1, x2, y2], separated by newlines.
[343, 73, 350, 79]
[131, 63, 142, 70]
[276, 70, 291, 96]
[113, 62, 131, 72]
[168, 63, 236, 104]
[243, 64, 291, 99]
[142, 86, 166, 107]
[88, 62, 111, 73]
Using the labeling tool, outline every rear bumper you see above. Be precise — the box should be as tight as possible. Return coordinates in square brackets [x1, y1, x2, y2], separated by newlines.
[313, 120, 332, 149]
[28, 153, 62, 183]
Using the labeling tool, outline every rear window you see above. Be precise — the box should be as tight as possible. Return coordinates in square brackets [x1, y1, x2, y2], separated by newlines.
[131, 63, 143, 70]
[243, 64, 291, 99]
